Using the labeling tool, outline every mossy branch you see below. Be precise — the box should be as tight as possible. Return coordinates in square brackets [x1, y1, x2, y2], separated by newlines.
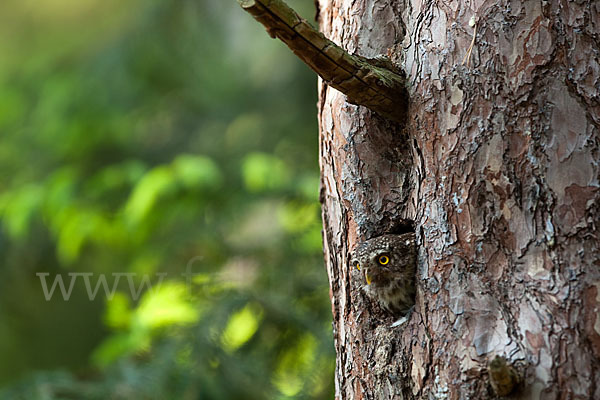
[237, 0, 408, 124]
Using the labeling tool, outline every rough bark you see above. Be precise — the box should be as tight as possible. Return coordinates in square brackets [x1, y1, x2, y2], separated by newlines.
[317, 0, 600, 399]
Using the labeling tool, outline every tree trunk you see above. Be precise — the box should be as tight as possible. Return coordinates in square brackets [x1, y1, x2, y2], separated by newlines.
[317, 0, 600, 398]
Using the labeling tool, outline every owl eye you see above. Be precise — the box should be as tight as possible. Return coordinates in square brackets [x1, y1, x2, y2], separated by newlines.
[378, 255, 390, 265]
[354, 262, 360, 270]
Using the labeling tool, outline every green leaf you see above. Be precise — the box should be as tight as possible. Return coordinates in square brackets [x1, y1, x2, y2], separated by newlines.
[124, 166, 175, 224]
[278, 201, 320, 233]
[134, 282, 198, 330]
[103, 292, 132, 330]
[241, 153, 289, 192]
[91, 330, 149, 368]
[272, 333, 318, 397]
[172, 154, 222, 190]
[0, 184, 42, 238]
[220, 302, 263, 353]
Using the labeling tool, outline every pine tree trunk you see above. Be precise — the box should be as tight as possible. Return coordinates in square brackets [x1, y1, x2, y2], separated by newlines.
[317, 0, 600, 398]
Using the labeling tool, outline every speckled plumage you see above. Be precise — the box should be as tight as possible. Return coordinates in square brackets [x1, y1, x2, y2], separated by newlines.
[350, 233, 417, 316]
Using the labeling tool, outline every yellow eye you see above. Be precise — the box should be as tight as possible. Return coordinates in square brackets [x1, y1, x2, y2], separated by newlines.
[378, 255, 389, 265]
[354, 262, 360, 270]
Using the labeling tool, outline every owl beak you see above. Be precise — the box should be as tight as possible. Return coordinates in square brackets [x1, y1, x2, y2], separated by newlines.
[364, 270, 372, 285]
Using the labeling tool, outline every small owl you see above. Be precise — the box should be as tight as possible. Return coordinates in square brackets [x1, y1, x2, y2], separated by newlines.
[350, 233, 417, 317]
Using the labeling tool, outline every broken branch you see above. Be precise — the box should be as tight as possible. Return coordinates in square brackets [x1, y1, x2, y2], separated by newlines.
[237, 0, 408, 124]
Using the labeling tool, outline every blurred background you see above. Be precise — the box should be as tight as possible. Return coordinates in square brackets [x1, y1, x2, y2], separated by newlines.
[0, 0, 334, 399]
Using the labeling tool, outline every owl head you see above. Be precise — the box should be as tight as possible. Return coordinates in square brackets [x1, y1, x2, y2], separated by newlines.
[349, 233, 416, 287]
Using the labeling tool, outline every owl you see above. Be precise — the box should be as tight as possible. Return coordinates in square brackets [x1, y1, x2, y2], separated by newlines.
[350, 233, 417, 317]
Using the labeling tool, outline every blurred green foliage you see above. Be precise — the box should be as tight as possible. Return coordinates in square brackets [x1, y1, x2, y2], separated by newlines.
[0, 0, 334, 399]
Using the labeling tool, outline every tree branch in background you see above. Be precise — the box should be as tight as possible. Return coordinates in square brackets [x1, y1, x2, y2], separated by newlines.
[237, 0, 408, 125]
